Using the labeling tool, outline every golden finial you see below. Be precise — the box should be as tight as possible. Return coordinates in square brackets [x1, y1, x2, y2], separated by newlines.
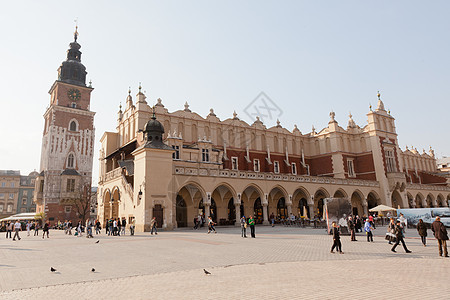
[377, 91, 381, 100]
[369, 103, 372, 111]
[74, 18, 79, 42]
[128, 87, 131, 95]
[119, 102, 122, 111]
[139, 82, 142, 93]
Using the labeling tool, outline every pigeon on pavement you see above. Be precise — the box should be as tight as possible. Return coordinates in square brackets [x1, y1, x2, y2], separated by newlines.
[95, 240, 99, 244]
[203, 269, 211, 275]
[91, 268, 95, 272]
[50, 267, 56, 272]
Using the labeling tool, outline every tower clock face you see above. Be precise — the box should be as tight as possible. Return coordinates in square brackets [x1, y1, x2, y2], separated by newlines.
[68, 89, 81, 101]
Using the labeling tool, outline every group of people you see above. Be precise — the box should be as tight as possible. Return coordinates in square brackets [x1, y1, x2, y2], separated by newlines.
[332, 213, 448, 257]
[240, 215, 256, 238]
[4, 220, 50, 240]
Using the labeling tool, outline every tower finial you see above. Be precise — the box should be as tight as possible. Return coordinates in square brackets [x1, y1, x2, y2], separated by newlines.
[152, 105, 156, 119]
[74, 18, 79, 42]
[128, 87, 131, 95]
[377, 91, 381, 100]
[139, 82, 142, 93]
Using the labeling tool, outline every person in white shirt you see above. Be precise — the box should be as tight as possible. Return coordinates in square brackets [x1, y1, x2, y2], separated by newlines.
[26, 221, 32, 236]
[13, 220, 22, 241]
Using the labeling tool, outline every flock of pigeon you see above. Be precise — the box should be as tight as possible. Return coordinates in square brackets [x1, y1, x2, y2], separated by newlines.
[50, 240, 213, 275]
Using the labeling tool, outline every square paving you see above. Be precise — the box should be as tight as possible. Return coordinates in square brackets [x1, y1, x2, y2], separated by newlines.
[0, 226, 448, 299]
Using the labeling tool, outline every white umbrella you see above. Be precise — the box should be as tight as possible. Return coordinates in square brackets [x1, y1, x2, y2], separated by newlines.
[369, 204, 396, 212]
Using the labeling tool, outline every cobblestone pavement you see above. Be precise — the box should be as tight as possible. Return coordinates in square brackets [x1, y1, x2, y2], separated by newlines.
[0, 226, 448, 299]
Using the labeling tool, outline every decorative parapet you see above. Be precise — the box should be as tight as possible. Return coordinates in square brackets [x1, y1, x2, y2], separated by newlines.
[406, 183, 450, 192]
[173, 166, 380, 187]
[103, 167, 122, 183]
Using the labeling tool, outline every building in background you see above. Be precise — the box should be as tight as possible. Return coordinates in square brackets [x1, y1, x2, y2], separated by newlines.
[97, 90, 450, 232]
[34, 27, 95, 223]
[17, 171, 39, 213]
[0, 170, 21, 218]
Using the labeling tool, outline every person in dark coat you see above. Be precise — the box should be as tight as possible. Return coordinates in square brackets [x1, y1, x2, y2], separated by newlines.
[330, 222, 343, 254]
[416, 219, 428, 246]
[348, 216, 357, 241]
[431, 216, 448, 257]
[391, 220, 411, 253]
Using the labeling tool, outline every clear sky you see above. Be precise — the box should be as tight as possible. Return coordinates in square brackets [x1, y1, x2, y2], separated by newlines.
[0, 0, 449, 185]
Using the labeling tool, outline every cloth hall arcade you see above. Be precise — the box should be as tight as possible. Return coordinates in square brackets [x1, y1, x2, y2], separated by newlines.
[97, 90, 450, 231]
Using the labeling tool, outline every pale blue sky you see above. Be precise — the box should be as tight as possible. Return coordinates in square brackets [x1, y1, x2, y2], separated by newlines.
[0, 1, 449, 185]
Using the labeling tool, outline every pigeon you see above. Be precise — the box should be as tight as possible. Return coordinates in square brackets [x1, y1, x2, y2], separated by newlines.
[203, 269, 211, 275]
[50, 267, 56, 272]
[91, 268, 95, 272]
[95, 240, 99, 244]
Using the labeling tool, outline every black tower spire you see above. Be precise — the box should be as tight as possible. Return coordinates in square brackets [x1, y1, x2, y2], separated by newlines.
[57, 25, 87, 86]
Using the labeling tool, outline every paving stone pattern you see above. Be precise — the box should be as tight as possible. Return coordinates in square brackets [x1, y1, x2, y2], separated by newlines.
[0, 226, 448, 299]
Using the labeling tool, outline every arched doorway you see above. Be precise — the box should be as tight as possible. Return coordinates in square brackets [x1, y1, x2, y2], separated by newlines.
[415, 194, 424, 208]
[314, 189, 329, 219]
[333, 189, 347, 199]
[103, 190, 111, 225]
[177, 183, 205, 227]
[176, 195, 187, 227]
[437, 194, 444, 207]
[111, 188, 120, 220]
[298, 198, 309, 218]
[293, 187, 310, 218]
[391, 190, 402, 209]
[367, 192, 378, 211]
[426, 194, 434, 208]
[153, 204, 163, 228]
[227, 198, 236, 224]
[254, 197, 263, 223]
[350, 191, 363, 216]
[242, 184, 263, 221]
[277, 198, 287, 219]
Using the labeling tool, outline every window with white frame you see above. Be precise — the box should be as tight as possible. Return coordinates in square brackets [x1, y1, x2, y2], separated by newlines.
[66, 179, 75, 192]
[67, 153, 75, 168]
[172, 145, 180, 159]
[9, 193, 14, 199]
[274, 161, 280, 174]
[291, 163, 297, 175]
[22, 198, 27, 205]
[347, 159, 355, 177]
[65, 206, 72, 213]
[0, 193, 4, 199]
[231, 157, 238, 170]
[253, 159, 260, 172]
[385, 148, 396, 172]
[1, 182, 5, 187]
[202, 149, 210, 162]
[11, 182, 15, 188]
[7, 204, 13, 212]
[0, 204, 3, 212]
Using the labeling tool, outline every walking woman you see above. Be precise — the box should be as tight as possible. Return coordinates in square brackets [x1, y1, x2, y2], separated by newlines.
[417, 219, 427, 247]
[42, 221, 50, 239]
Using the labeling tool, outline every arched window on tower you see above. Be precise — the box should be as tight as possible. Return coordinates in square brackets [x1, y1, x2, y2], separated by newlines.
[69, 121, 77, 131]
[67, 154, 75, 168]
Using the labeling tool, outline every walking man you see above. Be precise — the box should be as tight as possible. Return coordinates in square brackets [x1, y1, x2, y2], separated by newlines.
[130, 217, 135, 236]
[121, 217, 126, 235]
[330, 222, 343, 254]
[207, 216, 216, 234]
[416, 219, 428, 247]
[431, 216, 448, 257]
[6, 222, 12, 239]
[249, 215, 255, 238]
[42, 221, 50, 239]
[391, 220, 411, 253]
[150, 217, 158, 235]
[34, 221, 40, 236]
[12, 220, 21, 241]
[364, 218, 374, 242]
[348, 216, 357, 241]
[240, 215, 247, 238]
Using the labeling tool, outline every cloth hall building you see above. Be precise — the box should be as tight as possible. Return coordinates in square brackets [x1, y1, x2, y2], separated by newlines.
[97, 90, 450, 231]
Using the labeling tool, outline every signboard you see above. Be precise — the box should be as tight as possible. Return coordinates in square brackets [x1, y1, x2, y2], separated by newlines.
[397, 208, 450, 227]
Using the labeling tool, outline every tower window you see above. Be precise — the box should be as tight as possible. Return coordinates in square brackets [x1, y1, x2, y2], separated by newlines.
[172, 145, 180, 160]
[66, 179, 75, 192]
[69, 121, 77, 131]
[202, 149, 210, 162]
[68, 154, 75, 168]
[385, 148, 396, 173]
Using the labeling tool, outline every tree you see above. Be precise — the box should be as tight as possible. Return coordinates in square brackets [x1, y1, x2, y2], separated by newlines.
[72, 182, 91, 224]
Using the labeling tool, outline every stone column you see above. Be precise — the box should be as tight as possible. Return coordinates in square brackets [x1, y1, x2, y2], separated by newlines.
[308, 204, 314, 220]
[204, 204, 210, 219]
[235, 204, 241, 226]
[262, 203, 269, 225]
[363, 198, 368, 216]
[287, 194, 293, 216]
